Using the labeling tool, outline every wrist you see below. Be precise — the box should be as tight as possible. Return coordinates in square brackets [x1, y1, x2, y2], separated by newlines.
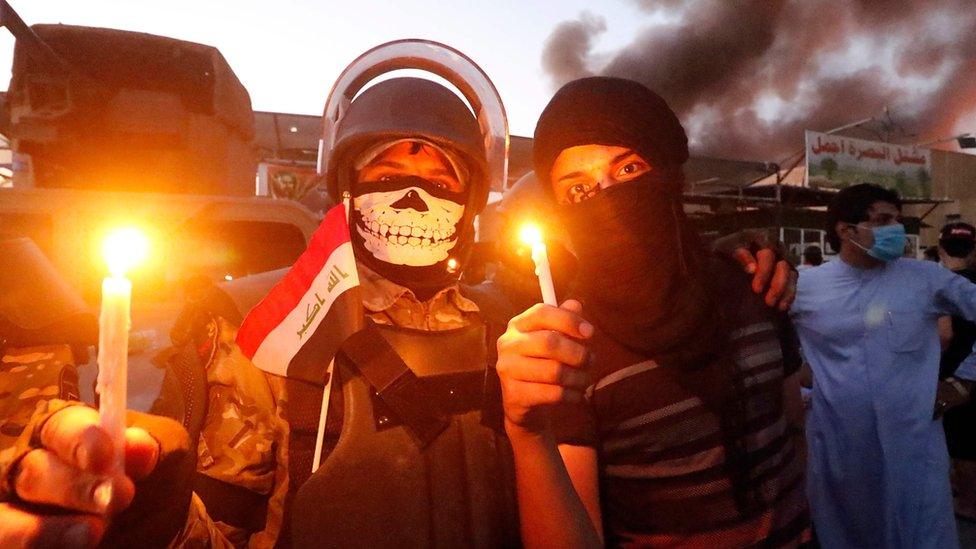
[504, 418, 555, 446]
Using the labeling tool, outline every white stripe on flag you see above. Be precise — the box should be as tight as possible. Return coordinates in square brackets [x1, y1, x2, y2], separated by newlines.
[250, 242, 359, 376]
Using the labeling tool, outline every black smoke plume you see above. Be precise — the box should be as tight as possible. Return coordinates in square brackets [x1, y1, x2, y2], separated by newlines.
[541, 0, 976, 161]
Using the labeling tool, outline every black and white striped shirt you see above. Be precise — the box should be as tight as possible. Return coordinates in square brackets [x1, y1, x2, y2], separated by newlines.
[555, 264, 810, 547]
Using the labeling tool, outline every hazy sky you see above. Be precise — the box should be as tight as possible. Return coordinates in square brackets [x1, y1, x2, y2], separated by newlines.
[0, 0, 655, 137]
[4, 1, 972, 161]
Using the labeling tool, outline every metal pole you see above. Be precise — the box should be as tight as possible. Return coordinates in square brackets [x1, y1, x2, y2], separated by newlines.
[824, 117, 875, 136]
[914, 132, 973, 149]
[0, 1, 71, 76]
[271, 113, 283, 160]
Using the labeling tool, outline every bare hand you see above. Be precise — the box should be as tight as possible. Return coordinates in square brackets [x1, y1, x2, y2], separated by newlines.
[496, 300, 594, 435]
[712, 229, 797, 311]
[731, 247, 797, 311]
[0, 406, 160, 548]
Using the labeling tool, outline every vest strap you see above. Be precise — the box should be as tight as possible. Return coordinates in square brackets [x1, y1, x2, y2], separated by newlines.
[341, 324, 449, 447]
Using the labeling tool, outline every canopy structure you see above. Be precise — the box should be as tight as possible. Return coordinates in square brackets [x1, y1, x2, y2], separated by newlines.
[682, 161, 952, 258]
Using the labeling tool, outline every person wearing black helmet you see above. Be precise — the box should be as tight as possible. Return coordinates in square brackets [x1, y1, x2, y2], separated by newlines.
[324, 76, 491, 299]
[496, 77, 810, 547]
[0, 73, 519, 548]
[284, 76, 519, 547]
[203, 76, 517, 547]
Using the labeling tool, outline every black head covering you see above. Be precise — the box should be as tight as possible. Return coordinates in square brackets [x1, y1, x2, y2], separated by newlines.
[533, 76, 689, 194]
[533, 76, 709, 359]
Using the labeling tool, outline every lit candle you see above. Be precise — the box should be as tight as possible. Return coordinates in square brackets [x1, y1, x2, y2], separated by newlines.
[97, 227, 148, 473]
[519, 224, 557, 306]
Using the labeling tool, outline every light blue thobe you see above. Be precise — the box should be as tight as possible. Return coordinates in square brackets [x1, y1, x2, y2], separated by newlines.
[792, 258, 976, 549]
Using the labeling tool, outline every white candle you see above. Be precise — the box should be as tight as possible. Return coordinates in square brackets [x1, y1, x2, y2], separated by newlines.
[97, 228, 148, 473]
[519, 224, 558, 306]
[97, 275, 130, 472]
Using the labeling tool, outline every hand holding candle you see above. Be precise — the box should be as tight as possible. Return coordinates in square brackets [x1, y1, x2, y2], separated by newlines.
[519, 223, 558, 306]
[97, 227, 149, 474]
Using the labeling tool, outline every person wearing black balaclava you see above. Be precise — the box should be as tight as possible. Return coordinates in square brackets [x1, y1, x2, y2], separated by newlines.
[496, 77, 810, 548]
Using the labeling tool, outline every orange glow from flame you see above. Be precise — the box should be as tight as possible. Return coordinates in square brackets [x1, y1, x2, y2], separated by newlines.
[518, 224, 544, 247]
[102, 227, 150, 277]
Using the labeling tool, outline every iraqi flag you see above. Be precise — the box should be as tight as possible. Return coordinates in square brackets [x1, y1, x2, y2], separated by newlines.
[236, 203, 363, 383]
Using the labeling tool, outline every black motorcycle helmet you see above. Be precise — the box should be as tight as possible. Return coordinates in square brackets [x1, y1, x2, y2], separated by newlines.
[325, 77, 489, 215]
[324, 77, 491, 296]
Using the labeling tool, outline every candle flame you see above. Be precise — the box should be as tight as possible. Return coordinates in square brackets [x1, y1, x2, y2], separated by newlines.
[446, 258, 460, 273]
[518, 224, 544, 247]
[103, 227, 149, 277]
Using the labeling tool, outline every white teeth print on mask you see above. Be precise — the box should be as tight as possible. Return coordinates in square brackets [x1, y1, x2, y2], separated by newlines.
[354, 186, 465, 267]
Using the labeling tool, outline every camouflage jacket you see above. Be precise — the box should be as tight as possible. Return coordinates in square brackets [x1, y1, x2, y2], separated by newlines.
[0, 267, 480, 548]
[180, 263, 481, 548]
[0, 344, 80, 450]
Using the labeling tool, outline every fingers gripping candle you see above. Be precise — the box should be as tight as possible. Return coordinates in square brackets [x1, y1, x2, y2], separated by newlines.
[98, 228, 148, 474]
[519, 224, 557, 306]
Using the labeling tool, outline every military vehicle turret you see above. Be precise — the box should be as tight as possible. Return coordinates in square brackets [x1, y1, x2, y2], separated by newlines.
[0, 1, 320, 411]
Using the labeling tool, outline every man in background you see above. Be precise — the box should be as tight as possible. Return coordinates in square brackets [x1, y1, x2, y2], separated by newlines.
[798, 245, 824, 271]
[792, 184, 976, 548]
[938, 221, 976, 520]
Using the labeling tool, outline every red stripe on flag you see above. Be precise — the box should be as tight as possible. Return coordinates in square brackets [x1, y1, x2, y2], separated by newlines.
[236, 204, 352, 358]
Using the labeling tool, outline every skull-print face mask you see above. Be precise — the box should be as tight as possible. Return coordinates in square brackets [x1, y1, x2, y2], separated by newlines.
[350, 175, 468, 296]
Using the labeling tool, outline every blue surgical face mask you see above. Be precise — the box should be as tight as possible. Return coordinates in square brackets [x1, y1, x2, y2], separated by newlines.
[850, 223, 906, 262]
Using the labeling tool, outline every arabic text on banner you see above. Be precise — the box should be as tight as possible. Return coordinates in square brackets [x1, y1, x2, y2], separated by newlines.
[805, 130, 932, 198]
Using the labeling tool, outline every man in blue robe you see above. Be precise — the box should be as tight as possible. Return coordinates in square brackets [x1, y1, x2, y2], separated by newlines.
[792, 183, 975, 548]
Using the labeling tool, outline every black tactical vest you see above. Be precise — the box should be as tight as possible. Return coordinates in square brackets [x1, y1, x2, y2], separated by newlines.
[288, 321, 519, 548]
